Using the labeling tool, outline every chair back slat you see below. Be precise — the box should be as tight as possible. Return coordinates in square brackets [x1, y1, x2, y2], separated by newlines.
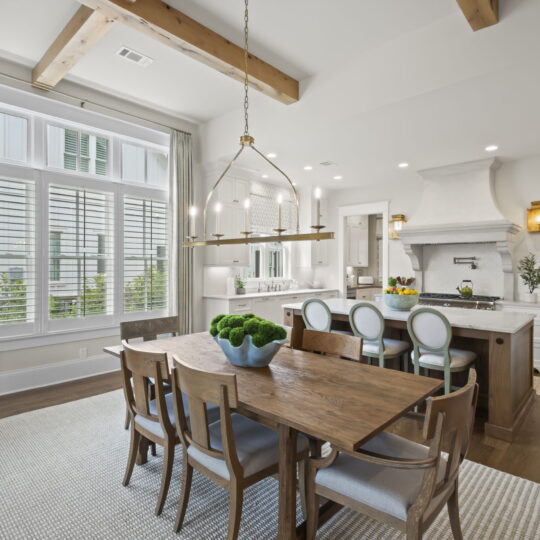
[121, 316, 179, 342]
[302, 329, 363, 361]
[423, 369, 478, 482]
[302, 298, 332, 332]
[172, 357, 239, 463]
[121, 342, 170, 427]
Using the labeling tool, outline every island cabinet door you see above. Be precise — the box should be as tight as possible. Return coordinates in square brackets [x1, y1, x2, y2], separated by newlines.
[253, 296, 278, 322]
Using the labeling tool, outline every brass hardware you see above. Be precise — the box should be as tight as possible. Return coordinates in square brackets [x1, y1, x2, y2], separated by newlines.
[527, 201, 540, 232]
[184, 231, 334, 247]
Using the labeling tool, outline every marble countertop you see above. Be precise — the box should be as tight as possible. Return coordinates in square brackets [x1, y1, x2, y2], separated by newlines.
[204, 288, 338, 301]
[282, 298, 535, 334]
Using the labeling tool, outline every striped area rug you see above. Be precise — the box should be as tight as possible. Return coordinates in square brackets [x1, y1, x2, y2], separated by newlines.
[0, 390, 538, 539]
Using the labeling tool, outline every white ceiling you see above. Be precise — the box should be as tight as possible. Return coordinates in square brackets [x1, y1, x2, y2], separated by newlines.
[0, 0, 539, 190]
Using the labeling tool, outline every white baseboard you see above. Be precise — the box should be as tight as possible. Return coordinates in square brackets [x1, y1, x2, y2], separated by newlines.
[0, 354, 120, 396]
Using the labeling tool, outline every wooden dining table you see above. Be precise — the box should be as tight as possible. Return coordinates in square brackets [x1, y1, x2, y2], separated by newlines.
[104, 332, 442, 539]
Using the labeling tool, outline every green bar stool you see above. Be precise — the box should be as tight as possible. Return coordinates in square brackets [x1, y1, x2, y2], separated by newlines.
[302, 298, 352, 335]
[349, 302, 409, 369]
[407, 307, 476, 394]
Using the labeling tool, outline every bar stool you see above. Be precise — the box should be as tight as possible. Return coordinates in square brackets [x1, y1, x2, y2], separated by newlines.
[348, 302, 409, 369]
[301, 298, 352, 335]
[407, 307, 476, 394]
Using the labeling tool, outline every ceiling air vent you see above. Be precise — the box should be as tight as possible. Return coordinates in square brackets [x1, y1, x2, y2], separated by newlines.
[116, 46, 153, 67]
[319, 161, 337, 167]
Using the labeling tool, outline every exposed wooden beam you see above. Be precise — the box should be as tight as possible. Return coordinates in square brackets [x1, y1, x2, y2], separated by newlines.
[78, 0, 299, 104]
[456, 0, 499, 31]
[32, 5, 116, 90]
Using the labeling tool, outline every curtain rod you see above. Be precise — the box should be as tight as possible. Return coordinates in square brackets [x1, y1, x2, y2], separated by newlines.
[0, 71, 192, 135]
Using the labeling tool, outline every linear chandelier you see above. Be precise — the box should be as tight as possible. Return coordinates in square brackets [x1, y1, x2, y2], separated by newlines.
[183, 0, 334, 248]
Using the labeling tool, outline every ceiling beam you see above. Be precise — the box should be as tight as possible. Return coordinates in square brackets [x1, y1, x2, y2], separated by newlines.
[32, 5, 116, 90]
[78, 0, 299, 104]
[456, 0, 499, 31]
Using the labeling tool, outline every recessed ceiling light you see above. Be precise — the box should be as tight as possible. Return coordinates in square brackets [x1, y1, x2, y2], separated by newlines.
[485, 145, 498, 152]
[266, 152, 277, 158]
[398, 162, 409, 169]
[303, 165, 313, 171]
[333, 175, 343, 180]
[292, 182, 297, 186]
[262, 174, 269, 178]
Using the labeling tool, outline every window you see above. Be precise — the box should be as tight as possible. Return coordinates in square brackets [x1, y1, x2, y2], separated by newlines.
[47, 125, 109, 176]
[124, 197, 168, 313]
[0, 112, 27, 163]
[48, 186, 114, 319]
[249, 241, 288, 279]
[122, 142, 168, 187]
[267, 243, 284, 278]
[0, 178, 35, 325]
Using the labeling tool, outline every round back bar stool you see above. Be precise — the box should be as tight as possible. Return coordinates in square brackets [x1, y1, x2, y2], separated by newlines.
[301, 298, 351, 335]
[407, 307, 476, 394]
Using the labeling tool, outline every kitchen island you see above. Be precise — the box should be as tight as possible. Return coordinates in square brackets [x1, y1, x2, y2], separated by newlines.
[283, 298, 535, 442]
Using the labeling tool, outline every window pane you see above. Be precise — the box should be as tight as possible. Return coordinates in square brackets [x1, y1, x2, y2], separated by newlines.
[147, 150, 168, 187]
[0, 178, 35, 324]
[0, 112, 28, 163]
[124, 197, 168, 313]
[267, 243, 283, 278]
[122, 143, 146, 183]
[48, 186, 114, 319]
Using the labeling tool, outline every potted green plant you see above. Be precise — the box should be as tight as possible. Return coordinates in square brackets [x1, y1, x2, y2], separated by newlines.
[209, 314, 288, 367]
[235, 274, 246, 295]
[517, 253, 540, 303]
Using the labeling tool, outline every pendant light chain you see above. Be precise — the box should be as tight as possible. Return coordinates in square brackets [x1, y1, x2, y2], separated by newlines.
[243, 0, 250, 136]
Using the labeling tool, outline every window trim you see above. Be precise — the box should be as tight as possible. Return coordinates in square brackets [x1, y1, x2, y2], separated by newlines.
[0, 106, 32, 167]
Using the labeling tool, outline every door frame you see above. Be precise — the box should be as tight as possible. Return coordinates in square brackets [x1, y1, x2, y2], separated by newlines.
[337, 201, 389, 298]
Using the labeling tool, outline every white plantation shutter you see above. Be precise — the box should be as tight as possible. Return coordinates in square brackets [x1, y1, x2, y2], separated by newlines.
[0, 112, 28, 163]
[124, 197, 168, 313]
[0, 178, 35, 325]
[48, 185, 114, 319]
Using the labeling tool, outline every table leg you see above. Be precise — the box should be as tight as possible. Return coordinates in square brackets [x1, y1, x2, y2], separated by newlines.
[278, 424, 298, 540]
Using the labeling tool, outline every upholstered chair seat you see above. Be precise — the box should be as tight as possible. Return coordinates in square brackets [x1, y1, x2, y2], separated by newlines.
[315, 432, 447, 521]
[188, 414, 308, 480]
[363, 338, 410, 356]
[411, 348, 476, 369]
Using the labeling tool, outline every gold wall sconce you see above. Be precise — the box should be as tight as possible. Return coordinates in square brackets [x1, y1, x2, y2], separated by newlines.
[527, 201, 540, 232]
[389, 214, 407, 239]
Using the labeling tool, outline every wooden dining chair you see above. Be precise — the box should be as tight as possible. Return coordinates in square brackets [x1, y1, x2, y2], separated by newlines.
[305, 369, 479, 540]
[171, 357, 309, 539]
[121, 316, 179, 430]
[349, 302, 410, 369]
[407, 308, 476, 394]
[302, 328, 363, 362]
[120, 342, 178, 516]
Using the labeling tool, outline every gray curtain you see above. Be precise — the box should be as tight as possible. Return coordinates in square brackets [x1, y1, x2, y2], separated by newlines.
[169, 130, 193, 334]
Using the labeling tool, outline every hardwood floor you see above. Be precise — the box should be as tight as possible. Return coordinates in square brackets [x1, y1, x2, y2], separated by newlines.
[1, 371, 539, 483]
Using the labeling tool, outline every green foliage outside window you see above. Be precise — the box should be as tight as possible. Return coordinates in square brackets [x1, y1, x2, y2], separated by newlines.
[0, 272, 27, 324]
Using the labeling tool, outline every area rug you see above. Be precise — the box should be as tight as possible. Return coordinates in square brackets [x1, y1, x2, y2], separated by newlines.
[0, 391, 538, 539]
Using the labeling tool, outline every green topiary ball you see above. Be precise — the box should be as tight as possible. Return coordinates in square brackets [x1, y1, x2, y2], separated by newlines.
[211, 314, 226, 326]
[242, 313, 255, 319]
[229, 327, 245, 347]
[209, 324, 219, 337]
[272, 325, 287, 341]
[258, 320, 276, 340]
[244, 317, 260, 335]
[251, 332, 267, 348]
[228, 315, 245, 328]
[217, 315, 232, 331]
[219, 327, 231, 339]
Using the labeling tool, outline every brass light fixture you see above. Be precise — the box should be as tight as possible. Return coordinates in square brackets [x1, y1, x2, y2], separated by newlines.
[183, 0, 334, 248]
[389, 214, 407, 239]
[527, 201, 540, 232]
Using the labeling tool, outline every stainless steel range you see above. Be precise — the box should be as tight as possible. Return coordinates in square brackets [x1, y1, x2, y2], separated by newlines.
[419, 293, 500, 310]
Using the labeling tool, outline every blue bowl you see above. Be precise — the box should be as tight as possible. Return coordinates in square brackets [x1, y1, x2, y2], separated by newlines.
[214, 334, 288, 368]
[383, 293, 419, 311]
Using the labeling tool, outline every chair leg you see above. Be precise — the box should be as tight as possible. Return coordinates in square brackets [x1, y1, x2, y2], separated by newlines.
[306, 466, 320, 540]
[379, 354, 385, 369]
[227, 481, 243, 540]
[151, 443, 157, 457]
[155, 442, 175, 516]
[402, 352, 408, 372]
[123, 427, 140, 486]
[298, 459, 308, 519]
[174, 451, 193, 533]
[444, 367, 451, 395]
[447, 481, 463, 540]
[405, 518, 422, 540]
[124, 406, 130, 430]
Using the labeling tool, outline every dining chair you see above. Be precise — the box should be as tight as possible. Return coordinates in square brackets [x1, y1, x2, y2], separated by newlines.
[305, 369, 479, 540]
[349, 302, 410, 369]
[121, 316, 179, 430]
[407, 308, 476, 394]
[120, 342, 178, 516]
[171, 357, 309, 539]
[302, 298, 352, 335]
[302, 328, 363, 362]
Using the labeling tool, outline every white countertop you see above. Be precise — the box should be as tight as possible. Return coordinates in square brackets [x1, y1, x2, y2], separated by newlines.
[204, 288, 338, 301]
[282, 298, 535, 334]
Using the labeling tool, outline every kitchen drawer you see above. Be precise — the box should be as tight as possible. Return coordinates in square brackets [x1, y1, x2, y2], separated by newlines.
[229, 299, 253, 313]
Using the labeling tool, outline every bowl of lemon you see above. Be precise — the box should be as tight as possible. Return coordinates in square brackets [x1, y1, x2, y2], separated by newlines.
[382, 286, 419, 311]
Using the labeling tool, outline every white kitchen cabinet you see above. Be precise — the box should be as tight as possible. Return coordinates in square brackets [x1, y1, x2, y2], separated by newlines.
[204, 290, 339, 328]
[346, 215, 369, 267]
[355, 287, 379, 301]
[215, 176, 249, 204]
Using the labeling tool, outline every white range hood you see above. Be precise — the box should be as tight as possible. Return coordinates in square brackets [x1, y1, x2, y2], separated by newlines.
[399, 158, 521, 299]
